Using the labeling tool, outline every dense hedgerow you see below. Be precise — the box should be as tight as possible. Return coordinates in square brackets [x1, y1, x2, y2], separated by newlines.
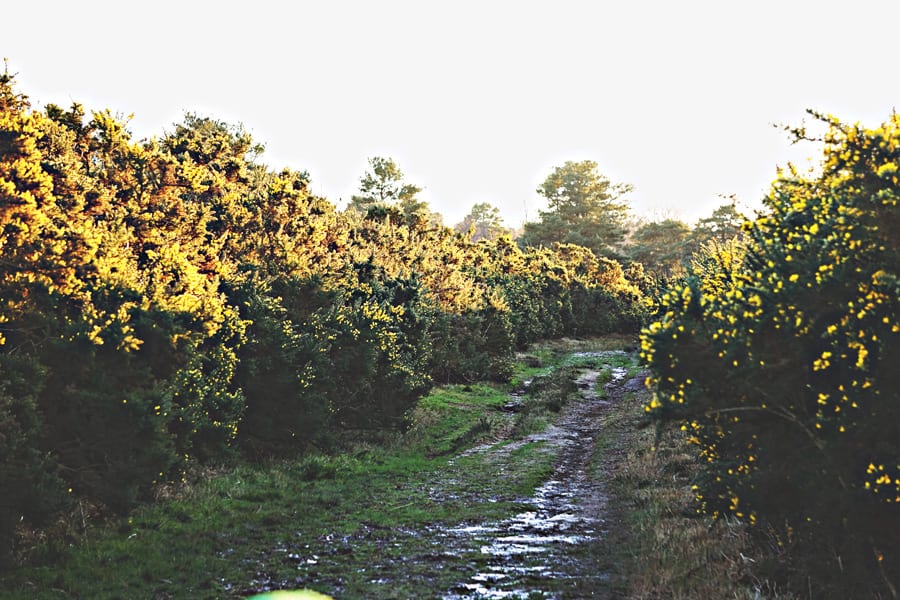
[0, 73, 647, 567]
[642, 111, 899, 597]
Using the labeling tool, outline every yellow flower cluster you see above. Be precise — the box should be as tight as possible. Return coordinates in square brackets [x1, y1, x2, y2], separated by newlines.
[639, 110, 900, 574]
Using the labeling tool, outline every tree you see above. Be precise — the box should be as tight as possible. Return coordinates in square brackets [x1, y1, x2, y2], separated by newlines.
[690, 198, 745, 246]
[520, 160, 631, 258]
[454, 202, 508, 241]
[347, 156, 443, 227]
[348, 156, 422, 213]
[627, 218, 692, 278]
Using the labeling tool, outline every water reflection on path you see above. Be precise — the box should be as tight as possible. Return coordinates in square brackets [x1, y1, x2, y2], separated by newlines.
[441, 357, 631, 599]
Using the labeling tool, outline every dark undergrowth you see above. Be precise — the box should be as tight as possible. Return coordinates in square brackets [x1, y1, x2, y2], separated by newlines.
[0, 336, 789, 599]
[0, 339, 604, 598]
[596, 383, 797, 598]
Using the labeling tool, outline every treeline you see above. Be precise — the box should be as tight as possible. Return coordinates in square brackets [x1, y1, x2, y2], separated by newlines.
[0, 74, 646, 566]
[642, 112, 899, 597]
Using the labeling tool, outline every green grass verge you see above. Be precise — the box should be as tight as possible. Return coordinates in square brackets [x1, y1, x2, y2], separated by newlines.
[0, 342, 598, 599]
[2, 335, 784, 599]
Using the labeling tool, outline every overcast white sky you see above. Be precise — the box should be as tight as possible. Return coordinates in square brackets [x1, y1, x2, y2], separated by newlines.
[5, 1, 899, 227]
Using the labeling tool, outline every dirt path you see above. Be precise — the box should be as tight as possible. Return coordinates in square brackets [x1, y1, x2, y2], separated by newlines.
[436, 361, 637, 599]
[241, 353, 645, 598]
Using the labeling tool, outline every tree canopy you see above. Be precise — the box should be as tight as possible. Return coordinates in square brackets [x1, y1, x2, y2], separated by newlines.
[520, 160, 631, 258]
[689, 199, 744, 245]
[454, 202, 509, 241]
[627, 218, 692, 279]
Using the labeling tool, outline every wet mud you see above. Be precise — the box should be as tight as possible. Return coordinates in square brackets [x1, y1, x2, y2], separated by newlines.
[441, 358, 631, 599]
[241, 352, 645, 599]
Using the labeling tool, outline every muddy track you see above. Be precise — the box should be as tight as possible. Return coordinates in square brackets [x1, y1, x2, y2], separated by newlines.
[241, 354, 647, 599]
[438, 359, 641, 599]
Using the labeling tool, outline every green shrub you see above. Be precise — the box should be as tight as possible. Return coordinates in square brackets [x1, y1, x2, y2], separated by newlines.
[230, 278, 331, 455]
[0, 355, 66, 570]
[429, 305, 514, 384]
[322, 264, 433, 430]
[642, 112, 900, 597]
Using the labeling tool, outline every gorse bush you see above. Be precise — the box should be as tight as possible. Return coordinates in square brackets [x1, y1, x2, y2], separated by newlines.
[0, 72, 646, 566]
[0, 355, 65, 570]
[228, 277, 332, 454]
[642, 111, 899, 597]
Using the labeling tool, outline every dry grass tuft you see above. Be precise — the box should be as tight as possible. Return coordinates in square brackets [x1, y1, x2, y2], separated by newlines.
[600, 388, 796, 599]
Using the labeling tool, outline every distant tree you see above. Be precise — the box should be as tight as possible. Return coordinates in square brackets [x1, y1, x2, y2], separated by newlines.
[627, 218, 692, 278]
[399, 197, 442, 228]
[348, 156, 422, 213]
[455, 202, 508, 241]
[348, 156, 442, 227]
[520, 160, 631, 258]
[690, 198, 745, 245]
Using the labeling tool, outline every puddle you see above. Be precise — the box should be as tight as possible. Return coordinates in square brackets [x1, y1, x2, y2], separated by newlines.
[437, 368, 626, 599]
[238, 361, 646, 599]
[569, 350, 627, 363]
[609, 367, 628, 382]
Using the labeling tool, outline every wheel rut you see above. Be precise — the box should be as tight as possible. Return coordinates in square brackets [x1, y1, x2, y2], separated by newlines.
[439, 357, 637, 599]
[240, 352, 646, 599]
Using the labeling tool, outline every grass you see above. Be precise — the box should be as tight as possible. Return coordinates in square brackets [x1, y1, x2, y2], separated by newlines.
[4, 440, 555, 598]
[0, 343, 595, 599]
[595, 386, 795, 599]
[405, 383, 510, 456]
[0, 335, 787, 598]
[509, 333, 636, 388]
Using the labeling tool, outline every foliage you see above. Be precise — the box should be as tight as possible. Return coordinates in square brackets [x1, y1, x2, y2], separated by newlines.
[454, 202, 509, 241]
[625, 203, 746, 284]
[689, 199, 745, 246]
[320, 262, 434, 429]
[0, 73, 646, 567]
[228, 277, 332, 455]
[641, 111, 900, 597]
[486, 240, 646, 348]
[347, 156, 439, 225]
[429, 304, 515, 384]
[0, 355, 65, 570]
[521, 160, 631, 258]
[627, 218, 692, 279]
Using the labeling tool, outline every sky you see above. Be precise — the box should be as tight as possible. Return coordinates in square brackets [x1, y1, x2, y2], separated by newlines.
[4, 0, 900, 228]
